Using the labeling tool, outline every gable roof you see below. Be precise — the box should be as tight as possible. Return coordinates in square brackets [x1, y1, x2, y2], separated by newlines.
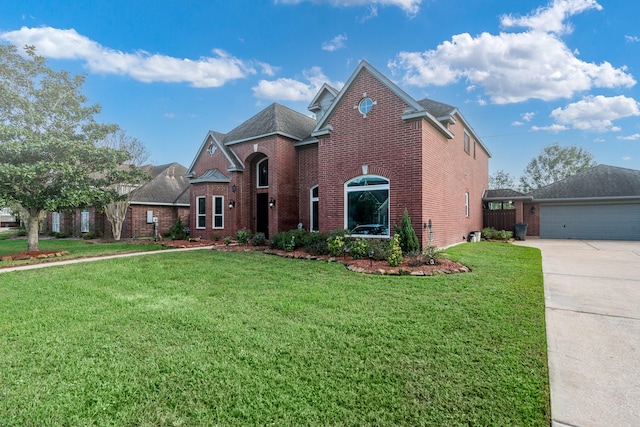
[131, 162, 190, 206]
[186, 103, 315, 177]
[530, 165, 640, 201]
[312, 60, 454, 139]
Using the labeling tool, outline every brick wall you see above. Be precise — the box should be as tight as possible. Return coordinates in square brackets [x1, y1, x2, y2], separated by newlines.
[312, 67, 489, 248]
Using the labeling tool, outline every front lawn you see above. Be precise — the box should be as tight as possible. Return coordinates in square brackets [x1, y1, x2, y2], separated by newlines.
[0, 243, 549, 425]
[0, 232, 164, 267]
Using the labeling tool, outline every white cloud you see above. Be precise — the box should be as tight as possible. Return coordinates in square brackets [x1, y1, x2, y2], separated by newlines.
[617, 133, 640, 140]
[549, 95, 640, 131]
[0, 26, 268, 88]
[622, 156, 633, 161]
[252, 66, 343, 101]
[274, 0, 422, 16]
[531, 124, 568, 132]
[389, 0, 635, 104]
[500, 0, 602, 35]
[322, 33, 347, 51]
[625, 35, 640, 43]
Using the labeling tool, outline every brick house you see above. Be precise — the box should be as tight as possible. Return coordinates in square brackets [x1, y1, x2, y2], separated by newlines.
[46, 162, 190, 239]
[186, 61, 490, 248]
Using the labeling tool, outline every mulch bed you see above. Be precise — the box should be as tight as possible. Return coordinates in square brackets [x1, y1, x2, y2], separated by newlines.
[212, 244, 470, 276]
[1, 239, 470, 276]
[1, 250, 70, 262]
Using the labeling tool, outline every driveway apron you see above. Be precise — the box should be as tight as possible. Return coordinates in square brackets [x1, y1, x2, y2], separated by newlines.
[516, 239, 640, 427]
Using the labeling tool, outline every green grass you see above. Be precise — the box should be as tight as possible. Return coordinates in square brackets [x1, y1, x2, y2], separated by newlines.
[0, 242, 549, 426]
[0, 232, 163, 267]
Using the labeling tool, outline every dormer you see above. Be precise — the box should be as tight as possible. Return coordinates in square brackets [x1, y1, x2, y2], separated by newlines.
[308, 83, 339, 121]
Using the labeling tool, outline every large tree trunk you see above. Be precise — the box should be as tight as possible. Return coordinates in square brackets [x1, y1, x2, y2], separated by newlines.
[22, 207, 45, 252]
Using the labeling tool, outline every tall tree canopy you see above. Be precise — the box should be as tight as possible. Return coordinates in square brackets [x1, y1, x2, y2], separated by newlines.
[519, 143, 597, 193]
[0, 44, 145, 250]
[489, 169, 517, 190]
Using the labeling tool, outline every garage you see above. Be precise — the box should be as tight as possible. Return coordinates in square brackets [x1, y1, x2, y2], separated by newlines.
[540, 202, 640, 240]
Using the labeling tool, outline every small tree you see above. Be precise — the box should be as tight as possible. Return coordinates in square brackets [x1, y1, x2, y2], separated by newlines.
[98, 130, 149, 241]
[394, 209, 420, 254]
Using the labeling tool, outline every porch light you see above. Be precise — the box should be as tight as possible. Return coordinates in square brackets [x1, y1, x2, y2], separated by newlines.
[269, 197, 276, 208]
[531, 206, 536, 214]
[228, 200, 236, 209]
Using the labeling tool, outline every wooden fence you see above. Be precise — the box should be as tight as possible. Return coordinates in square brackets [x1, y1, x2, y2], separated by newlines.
[483, 209, 516, 232]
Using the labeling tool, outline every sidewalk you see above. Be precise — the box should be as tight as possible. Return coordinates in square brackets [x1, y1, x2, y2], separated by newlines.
[0, 245, 214, 274]
[515, 238, 640, 427]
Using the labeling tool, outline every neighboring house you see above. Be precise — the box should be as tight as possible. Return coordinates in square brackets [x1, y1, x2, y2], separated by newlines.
[483, 165, 640, 240]
[45, 162, 190, 239]
[186, 60, 490, 248]
[0, 207, 18, 228]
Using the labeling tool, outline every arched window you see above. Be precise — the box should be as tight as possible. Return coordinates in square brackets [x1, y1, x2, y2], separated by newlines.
[345, 175, 389, 236]
[257, 158, 268, 188]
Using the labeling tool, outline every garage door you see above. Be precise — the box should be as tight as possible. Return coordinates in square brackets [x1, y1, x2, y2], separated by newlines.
[540, 203, 640, 240]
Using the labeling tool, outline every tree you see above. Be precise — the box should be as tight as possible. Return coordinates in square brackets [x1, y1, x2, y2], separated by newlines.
[520, 143, 596, 193]
[489, 169, 517, 190]
[394, 208, 420, 254]
[97, 130, 149, 240]
[0, 44, 144, 251]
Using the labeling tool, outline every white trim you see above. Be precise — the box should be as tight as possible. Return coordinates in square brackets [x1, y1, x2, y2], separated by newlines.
[310, 185, 319, 232]
[256, 157, 269, 188]
[465, 192, 470, 217]
[196, 196, 206, 229]
[344, 175, 390, 236]
[212, 195, 224, 229]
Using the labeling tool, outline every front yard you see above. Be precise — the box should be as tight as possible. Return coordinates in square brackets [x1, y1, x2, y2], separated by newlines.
[0, 243, 549, 425]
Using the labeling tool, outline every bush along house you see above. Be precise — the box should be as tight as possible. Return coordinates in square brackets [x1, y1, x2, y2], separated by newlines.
[186, 60, 490, 248]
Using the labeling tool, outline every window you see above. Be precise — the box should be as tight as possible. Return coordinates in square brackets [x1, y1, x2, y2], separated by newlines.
[310, 185, 319, 232]
[257, 158, 268, 188]
[465, 192, 470, 217]
[52, 212, 60, 233]
[464, 131, 470, 154]
[80, 209, 90, 233]
[196, 196, 206, 229]
[358, 97, 373, 116]
[213, 196, 224, 229]
[345, 175, 389, 236]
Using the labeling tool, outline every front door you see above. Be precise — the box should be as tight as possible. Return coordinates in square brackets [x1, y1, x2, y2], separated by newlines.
[256, 193, 269, 238]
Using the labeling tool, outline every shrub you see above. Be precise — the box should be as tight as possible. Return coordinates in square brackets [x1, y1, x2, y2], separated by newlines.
[394, 209, 420, 254]
[482, 227, 513, 241]
[271, 231, 292, 250]
[223, 236, 232, 246]
[327, 235, 346, 257]
[236, 229, 251, 245]
[83, 231, 96, 240]
[387, 235, 403, 267]
[170, 218, 188, 240]
[367, 238, 390, 261]
[349, 238, 369, 259]
[252, 232, 266, 246]
[303, 232, 330, 255]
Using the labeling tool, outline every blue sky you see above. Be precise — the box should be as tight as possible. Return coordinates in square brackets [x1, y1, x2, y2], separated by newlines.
[1, 0, 639, 181]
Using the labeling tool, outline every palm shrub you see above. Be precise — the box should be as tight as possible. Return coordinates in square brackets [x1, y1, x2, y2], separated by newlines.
[395, 209, 420, 254]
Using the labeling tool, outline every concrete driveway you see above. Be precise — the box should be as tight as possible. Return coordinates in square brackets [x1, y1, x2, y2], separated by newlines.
[515, 238, 640, 427]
